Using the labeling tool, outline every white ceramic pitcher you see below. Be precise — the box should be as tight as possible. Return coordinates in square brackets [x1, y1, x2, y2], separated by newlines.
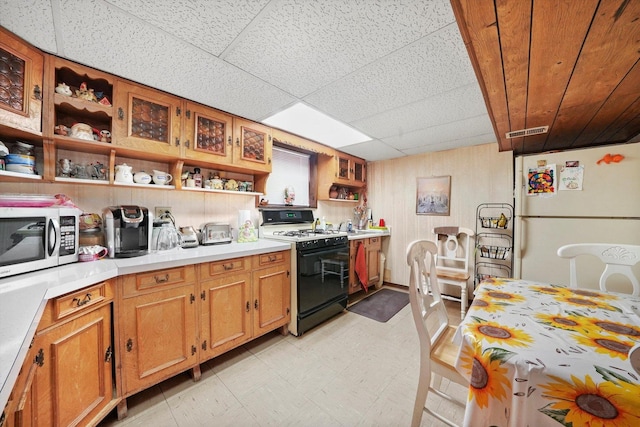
[152, 170, 172, 185]
[114, 163, 133, 183]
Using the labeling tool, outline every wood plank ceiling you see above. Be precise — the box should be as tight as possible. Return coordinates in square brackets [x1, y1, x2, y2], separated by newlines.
[451, 0, 640, 155]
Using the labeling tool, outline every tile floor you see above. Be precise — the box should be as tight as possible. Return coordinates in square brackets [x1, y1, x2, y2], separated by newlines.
[99, 288, 467, 427]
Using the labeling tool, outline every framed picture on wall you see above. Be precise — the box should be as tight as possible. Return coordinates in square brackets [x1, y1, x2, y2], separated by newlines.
[416, 176, 451, 215]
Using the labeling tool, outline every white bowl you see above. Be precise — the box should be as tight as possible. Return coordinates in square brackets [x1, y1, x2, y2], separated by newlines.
[6, 163, 35, 174]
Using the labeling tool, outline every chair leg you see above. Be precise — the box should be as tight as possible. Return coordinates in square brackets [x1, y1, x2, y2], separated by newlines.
[460, 285, 467, 320]
[412, 353, 431, 427]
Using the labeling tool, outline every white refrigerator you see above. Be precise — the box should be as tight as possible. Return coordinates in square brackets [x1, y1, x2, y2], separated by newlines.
[514, 142, 640, 292]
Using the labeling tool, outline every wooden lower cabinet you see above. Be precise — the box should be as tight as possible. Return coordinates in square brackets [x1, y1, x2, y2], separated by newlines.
[118, 266, 198, 396]
[252, 252, 291, 336]
[199, 257, 253, 359]
[4, 251, 290, 425]
[199, 252, 291, 360]
[5, 281, 115, 427]
[348, 237, 382, 294]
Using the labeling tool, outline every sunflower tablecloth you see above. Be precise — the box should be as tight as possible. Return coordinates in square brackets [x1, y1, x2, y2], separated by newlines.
[454, 278, 640, 427]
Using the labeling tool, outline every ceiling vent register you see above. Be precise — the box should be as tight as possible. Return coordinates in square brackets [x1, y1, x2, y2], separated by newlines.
[505, 126, 549, 139]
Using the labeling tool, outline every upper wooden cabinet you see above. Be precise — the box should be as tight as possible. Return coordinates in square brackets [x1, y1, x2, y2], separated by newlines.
[0, 27, 44, 136]
[182, 101, 233, 165]
[182, 102, 272, 173]
[317, 151, 366, 200]
[232, 117, 272, 173]
[113, 80, 182, 158]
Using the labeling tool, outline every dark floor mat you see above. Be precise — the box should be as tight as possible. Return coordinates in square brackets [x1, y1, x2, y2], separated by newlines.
[347, 288, 409, 322]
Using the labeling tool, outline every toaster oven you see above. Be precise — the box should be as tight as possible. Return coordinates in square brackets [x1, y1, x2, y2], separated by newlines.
[199, 223, 232, 245]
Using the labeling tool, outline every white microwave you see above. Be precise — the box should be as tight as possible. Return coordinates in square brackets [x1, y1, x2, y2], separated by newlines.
[0, 206, 80, 279]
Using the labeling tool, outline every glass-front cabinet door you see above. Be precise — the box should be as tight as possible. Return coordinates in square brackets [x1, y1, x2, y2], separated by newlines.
[0, 27, 44, 135]
[113, 80, 182, 157]
[353, 158, 366, 184]
[233, 118, 272, 173]
[183, 102, 233, 165]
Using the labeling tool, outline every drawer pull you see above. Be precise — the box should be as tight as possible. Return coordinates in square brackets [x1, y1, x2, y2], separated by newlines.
[223, 263, 233, 270]
[269, 255, 276, 262]
[72, 293, 92, 307]
[154, 274, 169, 284]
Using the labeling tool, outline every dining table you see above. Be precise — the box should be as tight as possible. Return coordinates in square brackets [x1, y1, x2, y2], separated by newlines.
[453, 277, 640, 427]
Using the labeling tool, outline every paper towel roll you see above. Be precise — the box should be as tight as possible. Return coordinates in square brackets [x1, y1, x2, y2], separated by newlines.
[238, 210, 251, 228]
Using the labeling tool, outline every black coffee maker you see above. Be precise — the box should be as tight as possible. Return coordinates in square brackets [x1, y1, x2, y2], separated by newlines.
[103, 206, 153, 258]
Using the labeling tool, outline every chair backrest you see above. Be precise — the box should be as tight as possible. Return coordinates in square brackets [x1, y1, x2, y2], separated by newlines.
[557, 243, 640, 296]
[406, 239, 450, 350]
[432, 226, 474, 274]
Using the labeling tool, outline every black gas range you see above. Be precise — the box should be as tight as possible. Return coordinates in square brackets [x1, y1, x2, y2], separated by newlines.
[259, 209, 349, 336]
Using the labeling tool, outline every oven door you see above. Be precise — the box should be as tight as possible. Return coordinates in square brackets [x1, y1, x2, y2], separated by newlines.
[297, 244, 349, 316]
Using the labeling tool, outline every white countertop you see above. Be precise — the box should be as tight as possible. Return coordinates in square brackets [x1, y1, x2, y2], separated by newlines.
[0, 239, 290, 411]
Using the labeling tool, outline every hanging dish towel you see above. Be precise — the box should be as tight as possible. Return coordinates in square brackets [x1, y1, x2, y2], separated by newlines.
[355, 242, 369, 292]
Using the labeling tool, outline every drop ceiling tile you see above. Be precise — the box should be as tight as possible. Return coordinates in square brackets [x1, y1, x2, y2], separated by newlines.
[400, 133, 496, 156]
[339, 139, 406, 162]
[305, 23, 476, 123]
[0, 0, 57, 53]
[57, 0, 293, 120]
[351, 83, 488, 139]
[223, 0, 455, 97]
[105, 0, 270, 56]
[382, 115, 494, 150]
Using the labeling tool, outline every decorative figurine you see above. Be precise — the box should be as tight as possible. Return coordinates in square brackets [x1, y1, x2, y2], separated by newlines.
[55, 82, 72, 96]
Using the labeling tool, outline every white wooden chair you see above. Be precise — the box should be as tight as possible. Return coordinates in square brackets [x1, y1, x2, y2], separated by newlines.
[432, 227, 475, 319]
[406, 239, 467, 427]
[557, 243, 640, 296]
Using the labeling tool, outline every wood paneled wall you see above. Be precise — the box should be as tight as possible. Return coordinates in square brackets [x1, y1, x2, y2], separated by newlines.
[365, 142, 513, 287]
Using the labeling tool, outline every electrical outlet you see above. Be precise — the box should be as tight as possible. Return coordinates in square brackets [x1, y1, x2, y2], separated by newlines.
[155, 206, 171, 218]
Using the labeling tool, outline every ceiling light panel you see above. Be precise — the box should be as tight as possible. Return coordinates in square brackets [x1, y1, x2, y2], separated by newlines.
[263, 103, 371, 147]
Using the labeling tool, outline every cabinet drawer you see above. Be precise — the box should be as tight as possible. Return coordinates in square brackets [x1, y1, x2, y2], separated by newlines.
[256, 251, 287, 267]
[39, 280, 114, 330]
[367, 237, 381, 250]
[123, 265, 196, 296]
[199, 257, 250, 280]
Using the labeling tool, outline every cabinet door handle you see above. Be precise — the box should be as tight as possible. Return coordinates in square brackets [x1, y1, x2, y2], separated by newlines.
[246, 301, 250, 312]
[227, 136, 232, 145]
[254, 299, 259, 310]
[105, 346, 113, 363]
[236, 137, 240, 147]
[118, 107, 124, 120]
[33, 84, 42, 100]
[191, 345, 197, 356]
[175, 137, 180, 147]
[34, 348, 44, 367]
[73, 293, 92, 306]
[126, 338, 133, 352]
[186, 109, 191, 119]
[154, 274, 169, 284]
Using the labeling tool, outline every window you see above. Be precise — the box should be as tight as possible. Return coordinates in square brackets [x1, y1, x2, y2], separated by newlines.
[265, 146, 311, 206]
